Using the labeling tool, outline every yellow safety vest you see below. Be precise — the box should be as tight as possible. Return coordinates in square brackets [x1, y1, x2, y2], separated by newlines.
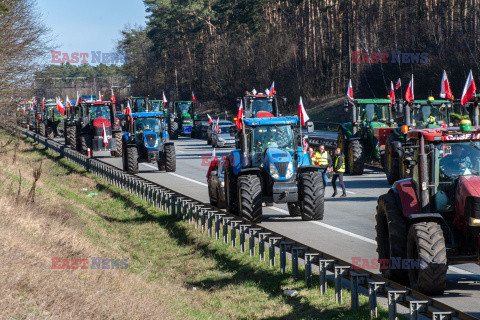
[335, 155, 345, 173]
[315, 151, 329, 166]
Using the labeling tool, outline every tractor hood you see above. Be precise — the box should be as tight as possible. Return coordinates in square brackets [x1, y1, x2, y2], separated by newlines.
[142, 131, 159, 148]
[455, 175, 480, 232]
[265, 148, 294, 180]
[458, 175, 480, 197]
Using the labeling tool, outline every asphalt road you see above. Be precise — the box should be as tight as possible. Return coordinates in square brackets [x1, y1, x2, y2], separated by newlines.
[57, 136, 480, 317]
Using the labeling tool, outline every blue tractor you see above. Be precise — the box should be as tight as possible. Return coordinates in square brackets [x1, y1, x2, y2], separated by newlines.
[122, 112, 176, 174]
[224, 116, 324, 222]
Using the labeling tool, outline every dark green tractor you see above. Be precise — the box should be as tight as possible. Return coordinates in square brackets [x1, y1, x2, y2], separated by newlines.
[168, 100, 195, 140]
[38, 100, 66, 139]
[127, 97, 150, 113]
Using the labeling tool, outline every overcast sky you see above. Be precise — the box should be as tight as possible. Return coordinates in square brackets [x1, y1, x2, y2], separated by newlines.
[37, 0, 147, 64]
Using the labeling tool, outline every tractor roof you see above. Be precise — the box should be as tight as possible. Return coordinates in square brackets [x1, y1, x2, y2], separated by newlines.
[175, 101, 192, 103]
[132, 111, 165, 117]
[84, 101, 112, 106]
[407, 127, 480, 142]
[355, 99, 391, 104]
[412, 99, 451, 104]
[244, 116, 298, 126]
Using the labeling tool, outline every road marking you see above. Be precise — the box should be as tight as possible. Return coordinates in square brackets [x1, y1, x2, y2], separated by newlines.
[142, 163, 209, 186]
[448, 266, 474, 275]
[269, 206, 376, 244]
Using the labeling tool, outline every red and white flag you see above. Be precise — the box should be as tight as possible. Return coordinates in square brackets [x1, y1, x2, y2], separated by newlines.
[162, 91, 167, 106]
[298, 96, 309, 125]
[192, 91, 196, 103]
[111, 89, 116, 104]
[207, 114, 213, 124]
[56, 97, 65, 115]
[102, 123, 108, 147]
[215, 117, 219, 133]
[347, 79, 354, 101]
[461, 70, 476, 106]
[41, 97, 45, 107]
[269, 81, 275, 96]
[75, 91, 80, 107]
[440, 70, 453, 99]
[236, 100, 244, 130]
[395, 78, 401, 90]
[65, 96, 71, 113]
[302, 137, 309, 150]
[126, 101, 133, 125]
[389, 81, 395, 106]
[405, 75, 414, 103]
[98, 91, 102, 101]
[211, 147, 216, 161]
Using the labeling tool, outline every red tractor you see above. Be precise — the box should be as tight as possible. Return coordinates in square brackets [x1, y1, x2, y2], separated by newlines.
[375, 120, 480, 295]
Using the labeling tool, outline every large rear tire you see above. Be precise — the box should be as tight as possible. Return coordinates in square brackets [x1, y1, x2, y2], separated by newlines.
[375, 193, 409, 284]
[407, 221, 447, 295]
[47, 126, 54, 140]
[39, 123, 45, 136]
[64, 126, 71, 145]
[126, 146, 139, 174]
[169, 121, 179, 140]
[238, 175, 262, 223]
[385, 134, 401, 184]
[165, 144, 176, 172]
[69, 126, 78, 151]
[299, 171, 324, 221]
[347, 140, 364, 175]
[111, 132, 123, 157]
[287, 202, 301, 217]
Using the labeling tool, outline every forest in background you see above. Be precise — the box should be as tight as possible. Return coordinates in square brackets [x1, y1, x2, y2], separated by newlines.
[114, 0, 480, 112]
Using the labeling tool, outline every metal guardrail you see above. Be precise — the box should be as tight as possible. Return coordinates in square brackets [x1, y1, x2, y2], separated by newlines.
[19, 126, 479, 320]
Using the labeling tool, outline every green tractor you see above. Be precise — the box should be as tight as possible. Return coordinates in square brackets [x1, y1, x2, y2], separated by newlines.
[37, 99, 66, 139]
[168, 100, 195, 139]
[149, 99, 166, 112]
[127, 97, 150, 113]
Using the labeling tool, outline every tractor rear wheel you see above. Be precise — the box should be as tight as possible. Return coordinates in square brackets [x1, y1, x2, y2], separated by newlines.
[126, 146, 139, 174]
[47, 126, 54, 140]
[225, 166, 238, 215]
[69, 126, 78, 151]
[287, 202, 301, 217]
[299, 171, 324, 221]
[111, 132, 123, 157]
[169, 121, 178, 140]
[407, 221, 447, 295]
[165, 144, 176, 172]
[347, 140, 364, 175]
[385, 135, 401, 184]
[238, 175, 262, 223]
[375, 193, 409, 284]
[64, 126, 71, 145]
[39, 123, 45, 136]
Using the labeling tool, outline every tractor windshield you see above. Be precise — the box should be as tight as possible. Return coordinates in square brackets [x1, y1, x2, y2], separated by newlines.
[88, 106, 112, 122]
[151, 101, 163, 112]
[135, 117, 161, 135]
[361, 104, 389, 122]
[411, 105, 447, 127]
[247, 98, 273, 117]
[177, 103, 192, 114]
[250, 125, 294, 154]
[134, 99, 147, 112]
[437, 142, 480, 179]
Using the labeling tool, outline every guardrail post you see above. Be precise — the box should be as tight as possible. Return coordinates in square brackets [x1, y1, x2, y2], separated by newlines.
[258, 233, 271, 261]
[431, 312, 454, 320]
[334, 265, 350, 303]
[201, 209, 207, 232]
[350, 272, 368, 311]
[249, 228, 262, 257]
[194, 205, 204, 228]
[409, 301, 429, 320]
[268, 237, 283, 267]
[181, 199, 189, 220]
[222, 217, 233, 244]
[279, 242, 294, 274]
[304, 253, 319, 287]
[387, 290, 407, 320]
[239, 225, 250, 253]
[230, 221, 242, 247]
[214, 213, 225, 239]
[207, 211, 216, 236]
[188, 203, 195, 223]
[319, 259, 334, 295]
[292, 247, 307, 281]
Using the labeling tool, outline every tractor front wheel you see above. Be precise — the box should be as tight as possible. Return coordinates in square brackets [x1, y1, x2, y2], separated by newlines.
[165, 144, 176, 172]
[238, 175, 262, 223]
[169, 121, 179, 140]
[407, 221, 447, 295]
[347, 140, 364, 175]
[39, 123, 46, 136]
[299, 171, 324, 221]
[126, 146, 139, 174]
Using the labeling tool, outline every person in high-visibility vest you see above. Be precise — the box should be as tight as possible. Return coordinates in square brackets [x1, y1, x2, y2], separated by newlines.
[314, 145, 331, 194]
[331, 147, 346, 197]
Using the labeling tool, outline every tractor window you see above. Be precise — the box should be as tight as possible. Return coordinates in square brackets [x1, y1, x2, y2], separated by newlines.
[88, 106, 111, 122]
[135, 118, 161, 135]
[134, 99, 146, 112]
[438, 142, 480, 179]
[177, 103, 192, 114]
[251, 125, 294, 154]
[151, 101, 163, 112]
[251, 99, 273, 117]
[363, 104, 389, 122]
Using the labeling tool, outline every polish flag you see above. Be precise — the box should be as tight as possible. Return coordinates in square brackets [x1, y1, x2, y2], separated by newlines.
[298, 96, 309, 125]
[162, 91, 167, 106]
[75, 91, 80, 107]
[440, 70, 453, 99]
[65, 96, 71, 114]
[102, 123, 108, 147]
[41, 97, 44, 107]
[215, 117, 219, 133]
[56, 97, 65, 115]
[111, 89, 116, 104]
[236, 100, 243, 130]
[461, 70, 476, 106]
[125, 101, 133, 125]
[389, 81, 395, 106]
[192, 91, 196, 103]
[405, 75, 414, 103]
[303, 137, 309, 150]
[98, 91, 102, 101]
[347, 79, 354, 101]
[207, 114, 213, 124]
[269, 81, 275, 96]
[395, 78, 401, 90]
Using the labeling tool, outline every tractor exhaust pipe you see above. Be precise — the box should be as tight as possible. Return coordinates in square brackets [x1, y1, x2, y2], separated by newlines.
[405, 103, 411, 127]
[352, 101, 357, 135]
[473, 99, 479, 127]
[419, 134, 429, 212]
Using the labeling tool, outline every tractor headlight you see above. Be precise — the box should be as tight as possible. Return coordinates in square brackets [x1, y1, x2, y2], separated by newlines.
[269, 162, 279, 179]
[285, 162, 294, 179]
[153, 139, 159, 148]
[144, 140, 149, 148]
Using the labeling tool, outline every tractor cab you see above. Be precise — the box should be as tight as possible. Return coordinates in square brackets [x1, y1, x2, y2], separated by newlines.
[127, 97, 150, 113]
[238, 89, 285, 118]
[150, 100, 165, 112]
[168, 100, 196, 138]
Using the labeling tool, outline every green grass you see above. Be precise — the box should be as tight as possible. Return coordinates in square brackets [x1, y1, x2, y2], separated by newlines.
[5, 130, 391, 319]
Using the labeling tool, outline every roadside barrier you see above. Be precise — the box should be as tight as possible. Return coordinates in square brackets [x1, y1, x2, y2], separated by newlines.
[20, 127, 478, 320]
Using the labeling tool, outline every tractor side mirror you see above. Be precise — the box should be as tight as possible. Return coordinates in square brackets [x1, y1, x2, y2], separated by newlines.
[306, 121, 314, 133]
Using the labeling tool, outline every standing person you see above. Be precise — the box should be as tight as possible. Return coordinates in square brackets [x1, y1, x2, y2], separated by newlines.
[315, 145, 331, 194]
[331, 147, 347, 197]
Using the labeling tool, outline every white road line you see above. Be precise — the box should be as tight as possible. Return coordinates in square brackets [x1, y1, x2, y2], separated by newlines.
[141, 163, 209, 187]
[448, 266, 474, 275]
